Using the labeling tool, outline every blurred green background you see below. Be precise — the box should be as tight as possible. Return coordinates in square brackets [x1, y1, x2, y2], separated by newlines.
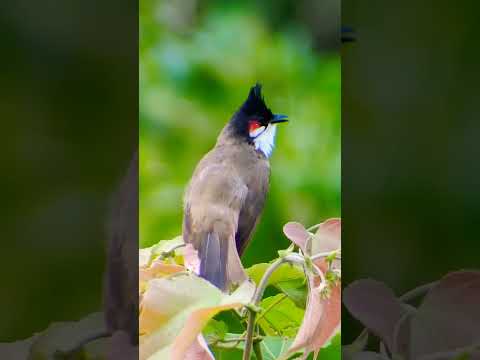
[139, 0, 340, 266]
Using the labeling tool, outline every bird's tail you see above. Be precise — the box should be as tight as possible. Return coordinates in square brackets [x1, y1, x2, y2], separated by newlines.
[198, 231, 229, 291]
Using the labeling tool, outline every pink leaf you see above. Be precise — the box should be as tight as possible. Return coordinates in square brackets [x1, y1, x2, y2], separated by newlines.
[312, 218, 341, 272]
[283, 222, 310, 249]
[183, 335, 214, 360]
[312, 218, 341, 257]
[287, 277, 341, 357]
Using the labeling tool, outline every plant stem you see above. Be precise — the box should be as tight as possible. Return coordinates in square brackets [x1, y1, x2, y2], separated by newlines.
[253, 338, 264, 360]
[311, 250, 341, 262]
[243, 254, 306, 360]
[307, 224, 321, 232]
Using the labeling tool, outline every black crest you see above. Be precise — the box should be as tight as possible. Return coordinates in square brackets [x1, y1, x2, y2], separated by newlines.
[239, 83, 273, 121]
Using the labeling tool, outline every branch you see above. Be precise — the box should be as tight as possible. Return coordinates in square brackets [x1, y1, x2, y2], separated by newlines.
[311, 249, 341, 262]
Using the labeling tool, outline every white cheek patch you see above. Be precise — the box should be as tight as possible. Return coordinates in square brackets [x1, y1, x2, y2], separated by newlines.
[253, 124, 277, 158]
[249, 126, 265, 138]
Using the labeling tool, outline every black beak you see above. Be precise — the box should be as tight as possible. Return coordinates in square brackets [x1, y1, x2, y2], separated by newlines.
[271, 114, 288, 124]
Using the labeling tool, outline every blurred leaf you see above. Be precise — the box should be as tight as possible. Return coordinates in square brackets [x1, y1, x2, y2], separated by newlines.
[343, 279, 405, 353]
[28, 312, 106, 360]
[342, 331, 369, 360]
[0, 334, 39, 360]
[410, 271, 480, 359]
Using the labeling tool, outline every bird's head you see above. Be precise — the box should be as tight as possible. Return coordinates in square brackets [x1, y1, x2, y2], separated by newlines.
[228, 83, 288, 158]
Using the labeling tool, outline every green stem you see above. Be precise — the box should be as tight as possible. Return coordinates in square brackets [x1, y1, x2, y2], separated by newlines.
[253, 338, 264, 360]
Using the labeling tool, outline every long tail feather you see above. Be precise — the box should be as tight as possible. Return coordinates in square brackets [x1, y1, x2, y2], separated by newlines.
[198, 232, 228, 291]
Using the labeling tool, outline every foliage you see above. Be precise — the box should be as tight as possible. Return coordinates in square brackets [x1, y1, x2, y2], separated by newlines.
[139, 219, 341, 360]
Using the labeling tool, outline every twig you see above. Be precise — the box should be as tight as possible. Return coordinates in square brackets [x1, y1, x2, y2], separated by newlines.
[307, 224, 321, 232]
[311, 250, 341, 262]
[158, 243, 186, 259]
[210, 335, 263, 349]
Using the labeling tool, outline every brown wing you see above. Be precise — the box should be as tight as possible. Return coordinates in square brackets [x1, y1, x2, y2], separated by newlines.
[235, 161, 270, 255]
[183, 160, 248, 290]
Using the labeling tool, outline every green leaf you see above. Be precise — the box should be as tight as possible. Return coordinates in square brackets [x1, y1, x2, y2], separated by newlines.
[276, 279, 308, 309]
[202, 319, 228, 343]
[257, 295, 305, 338]
[211, 347, 244, 360]
[247, 262, 304, 287]
[316, 332, 341, 360]
[151, 236, 184, 257]
[213, 310, 246, 334]
[247, 261, 308, 309]
[260, 337, 295, 360]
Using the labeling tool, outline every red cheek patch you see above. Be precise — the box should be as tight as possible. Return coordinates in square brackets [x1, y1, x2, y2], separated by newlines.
[249, 120, 261, 133]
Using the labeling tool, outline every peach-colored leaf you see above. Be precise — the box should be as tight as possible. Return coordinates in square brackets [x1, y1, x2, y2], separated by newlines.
[139, 274, 254, 360]
[283, 222, 310, 249]
[139, 259, 184, 283]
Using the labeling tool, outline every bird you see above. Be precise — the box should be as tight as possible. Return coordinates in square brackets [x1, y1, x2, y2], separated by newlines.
[182, 83, 288, 292]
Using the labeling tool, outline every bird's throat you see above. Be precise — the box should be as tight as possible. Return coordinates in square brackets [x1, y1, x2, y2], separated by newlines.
[253, 124, 277, 158]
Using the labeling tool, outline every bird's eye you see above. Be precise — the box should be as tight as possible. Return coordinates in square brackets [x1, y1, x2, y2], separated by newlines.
[248, 120, 262, 133]
[248, 120, 266, 138]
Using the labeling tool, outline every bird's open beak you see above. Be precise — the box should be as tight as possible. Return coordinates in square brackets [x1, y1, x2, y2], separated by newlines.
[271, 114, 289, 124]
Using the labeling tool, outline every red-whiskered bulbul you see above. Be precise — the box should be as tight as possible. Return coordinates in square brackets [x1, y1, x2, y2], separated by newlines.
[183, 84, 288, 292]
